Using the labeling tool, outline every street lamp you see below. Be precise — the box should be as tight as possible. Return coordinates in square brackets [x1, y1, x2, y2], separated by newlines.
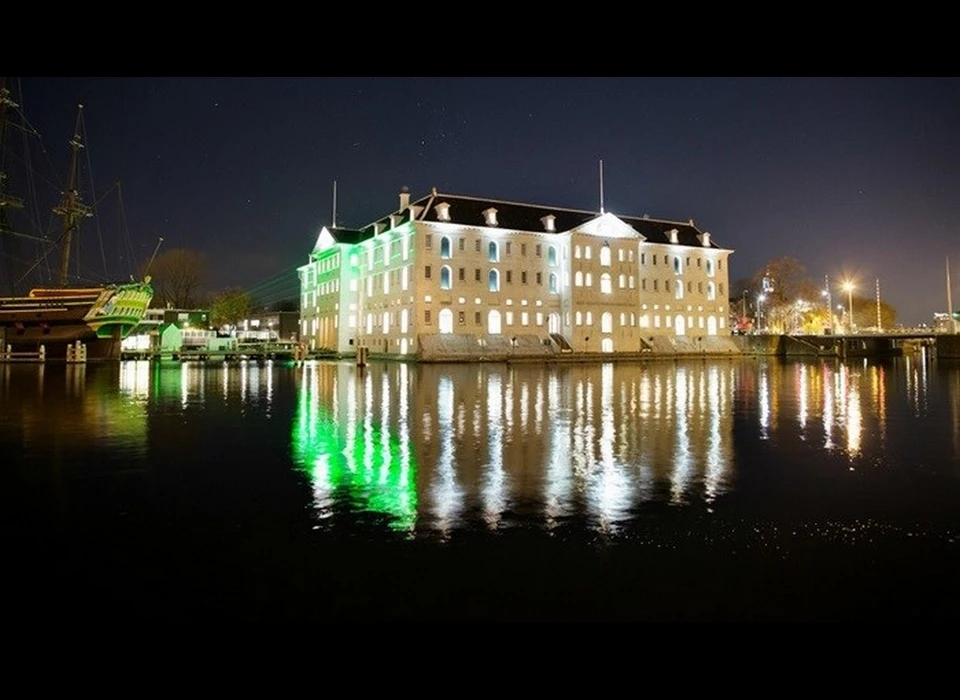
[822, 274, 833, 334]
[842, 280, 855, 333]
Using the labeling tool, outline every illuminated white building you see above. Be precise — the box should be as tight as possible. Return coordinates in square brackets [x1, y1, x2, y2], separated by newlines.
[297, 188, 735, 359]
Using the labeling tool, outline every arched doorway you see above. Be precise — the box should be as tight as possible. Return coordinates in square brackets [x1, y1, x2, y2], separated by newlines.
[674, 314, 686, 336]
[601, 312, 613, 333]
[439, 308, 453, 334]
[488, 309, 502, 335]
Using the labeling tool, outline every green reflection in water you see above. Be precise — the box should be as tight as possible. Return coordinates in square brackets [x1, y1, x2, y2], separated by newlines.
[291, 370, 417, 532]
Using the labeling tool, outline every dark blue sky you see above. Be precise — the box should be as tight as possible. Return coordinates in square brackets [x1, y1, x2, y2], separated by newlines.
[13, 76, 960, 325]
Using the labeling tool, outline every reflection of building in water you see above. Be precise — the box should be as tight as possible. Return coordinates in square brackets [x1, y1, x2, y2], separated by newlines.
[289, 361, 736, 534]
[290, 362, 418, 532]
[748, 358, 922, 463]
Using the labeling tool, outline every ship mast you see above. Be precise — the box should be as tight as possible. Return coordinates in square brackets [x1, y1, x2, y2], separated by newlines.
[53, 104, 92, 287]
[0, 80, 27, 294]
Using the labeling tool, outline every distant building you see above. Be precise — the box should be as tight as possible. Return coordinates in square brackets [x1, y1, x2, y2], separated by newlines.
[297, 188, 734, 358]
[235, 311, 299, 343]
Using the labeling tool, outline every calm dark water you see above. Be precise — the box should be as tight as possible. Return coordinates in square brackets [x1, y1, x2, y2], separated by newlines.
[3, 353, 960, 622]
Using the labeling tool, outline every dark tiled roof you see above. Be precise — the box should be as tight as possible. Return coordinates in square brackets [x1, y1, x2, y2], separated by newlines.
[328, 226, 373, 245]
[368, 190, 721, 249]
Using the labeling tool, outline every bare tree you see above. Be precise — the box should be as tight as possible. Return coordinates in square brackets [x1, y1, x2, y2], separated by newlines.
[143, 248, 206, 308]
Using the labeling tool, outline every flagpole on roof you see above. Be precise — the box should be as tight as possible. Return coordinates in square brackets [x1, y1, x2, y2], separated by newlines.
[599, 159, 605, 215]
[332, 180, 338, 228]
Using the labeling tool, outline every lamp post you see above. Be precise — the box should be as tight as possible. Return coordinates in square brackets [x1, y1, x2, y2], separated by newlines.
[842, 280, 855, 334]
[757, 293, 766, 332]
[822, 274, 833, 334]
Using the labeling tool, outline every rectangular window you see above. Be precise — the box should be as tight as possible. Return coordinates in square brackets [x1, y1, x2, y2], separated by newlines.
[459, 238, 465, 251]
[425, 265, 432, 279]
[425, 234, 432, 249]
[425, 310, 432, 324]
[475, 311, 481, 325]
[536, 272, 542, 285]
[521, 243, 527, 256]
[475, 239, 481, 252]
[506, 242, 512, 255]
[475, 268, 481, 282]
[458, 311, 465, 325]
[521, 271, 528, 284]
[458, 267, 465, 281]
[536, 244, 542, 257]
[507, 270, 513, 284]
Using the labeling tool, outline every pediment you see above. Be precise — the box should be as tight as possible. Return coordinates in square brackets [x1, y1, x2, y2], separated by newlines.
[573, 212, 646, 241]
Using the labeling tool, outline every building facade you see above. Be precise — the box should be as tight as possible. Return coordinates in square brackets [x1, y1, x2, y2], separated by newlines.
[297, 188, 734, 358]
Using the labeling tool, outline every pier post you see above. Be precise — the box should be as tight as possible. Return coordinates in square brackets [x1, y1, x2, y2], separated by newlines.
[39, 345, 45, 363]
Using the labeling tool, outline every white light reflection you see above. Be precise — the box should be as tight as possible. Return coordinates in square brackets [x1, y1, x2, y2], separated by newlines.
[432, 374, 463, 535]
[544, 372, 572, 526]
[703, 365, 726, 506]
[669, 366, 694, 505]
[593, 363, 631, 532]
[482, 372, 506, 530]
[757, 366, 770, 439]
[822, 364, 835, 450]
[797, 363, 808, 432]
[845, 370, 862, 459]
[119, 360, 150, 399]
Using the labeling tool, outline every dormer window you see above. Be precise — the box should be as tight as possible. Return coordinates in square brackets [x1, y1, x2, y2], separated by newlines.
[483, 207, 498, 227]
[436, 202, 451, 222]
[541, 214, 556, 232]
[700, 232, 711, 247]
[668, 228, 679, 245]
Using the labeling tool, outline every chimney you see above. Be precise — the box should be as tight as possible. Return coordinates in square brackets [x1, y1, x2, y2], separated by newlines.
[667, 228, 679, 244]
[399, 186, 410, 211]
[700, 232, 711, 247]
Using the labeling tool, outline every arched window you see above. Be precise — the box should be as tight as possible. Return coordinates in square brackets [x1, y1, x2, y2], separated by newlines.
[600, 273, 612, 294]
[382, 311, 390, 334]
[440, 236, 451, 259]
[600, 243, 611, 267]
[601, 312, 613, 333]
[574, 245, 581, 259]
[488, 241, 499, 262]
[584, 246, 592, 260]
[440, 265, 452, 290]
[706, 259, 714, 277]
[548, 246, 557, 266]
[673, 256, 681, 274]
[548, 273, 558, 294]
[675, 279, 684, 300]
[585, 272, 592, 286]
[707, 281, 716, 301]
[574, 271, 583, 287]
[488, 269, 500, 292]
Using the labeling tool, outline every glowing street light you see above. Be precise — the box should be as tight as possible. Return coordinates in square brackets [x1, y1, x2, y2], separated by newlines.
[842, 280, 856, 333]
[822, 274, 833, 334]
[757, 293, 766, 332]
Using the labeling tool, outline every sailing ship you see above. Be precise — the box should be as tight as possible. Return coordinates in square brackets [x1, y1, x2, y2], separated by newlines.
[0, 79, 153, 360]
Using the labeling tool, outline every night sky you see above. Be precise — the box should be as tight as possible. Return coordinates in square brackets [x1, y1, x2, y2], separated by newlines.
[11, 76, 960, 325]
